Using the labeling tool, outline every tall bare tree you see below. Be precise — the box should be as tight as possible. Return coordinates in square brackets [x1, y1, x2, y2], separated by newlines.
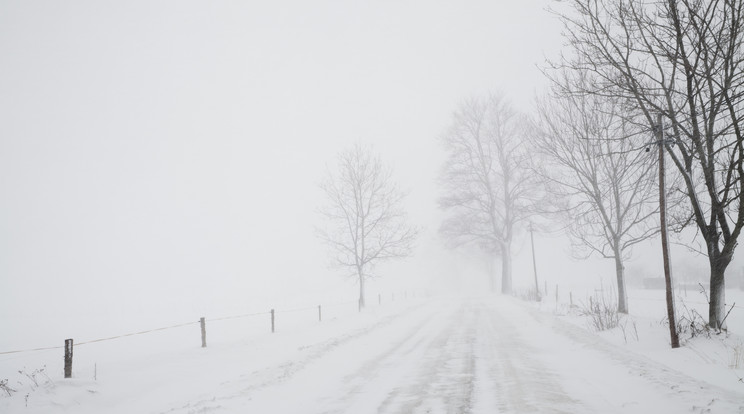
[317, 144, 418, 308]
[554, 0, 744, 329]
[531, 73, 659, 313]
[439, 94, 535, 294]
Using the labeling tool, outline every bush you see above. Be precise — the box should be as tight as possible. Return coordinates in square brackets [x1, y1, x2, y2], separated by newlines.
[579, 294, 620, 331]
[619, 317, 639, 344]
[676, 301, 711, 341]
[0, 379, 15, 397]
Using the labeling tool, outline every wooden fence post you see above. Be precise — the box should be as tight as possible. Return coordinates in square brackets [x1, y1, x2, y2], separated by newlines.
[318, 305, 322, 322]
[378, 293, 381, 305]
[64, 339, 73, 378]
[200, 317, 207, 348]
[271, 309, 275, 333]
[570, 291, 574, 307]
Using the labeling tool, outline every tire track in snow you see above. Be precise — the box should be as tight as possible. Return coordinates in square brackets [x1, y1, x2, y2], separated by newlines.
[474, 300, 580, 413]
[315, 300, 479, 414]
[307, 298, 578, 414]
[375, 302, 477, 414]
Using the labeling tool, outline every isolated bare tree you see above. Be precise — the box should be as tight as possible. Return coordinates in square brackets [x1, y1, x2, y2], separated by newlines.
[317, 145, 418, 308]
[439, 94, 536, 294]
[531, 74, 659, 313]
[554, 0, 744, 329]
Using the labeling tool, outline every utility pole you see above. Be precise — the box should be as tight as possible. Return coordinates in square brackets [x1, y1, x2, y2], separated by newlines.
[529, 223, 541, 302]
[654, 114, 680, 349]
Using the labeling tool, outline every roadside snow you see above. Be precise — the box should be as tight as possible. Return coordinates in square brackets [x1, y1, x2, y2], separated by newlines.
[2, 295, 743, 413]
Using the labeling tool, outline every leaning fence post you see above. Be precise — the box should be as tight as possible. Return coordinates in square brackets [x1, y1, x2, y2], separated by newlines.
[64, 339, 73, 378]
[318, 305, 322, 322]
[271, 309, 275, 333]
[200, 317, 207, 348]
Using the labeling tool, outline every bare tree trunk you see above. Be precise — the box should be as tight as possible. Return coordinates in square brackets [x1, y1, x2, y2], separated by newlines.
[501, 242, 512, 295]
[709, 256, 729, 329]
[358, 273, 366, 309]
[614, 252, 628, 314]
[488, 257, 496, 293]
[530, 225, 540, 301]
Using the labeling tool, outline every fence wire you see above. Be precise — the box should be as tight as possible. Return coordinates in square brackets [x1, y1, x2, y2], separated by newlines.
[76, 321, 199, 346]
[0, 296, 389, 355]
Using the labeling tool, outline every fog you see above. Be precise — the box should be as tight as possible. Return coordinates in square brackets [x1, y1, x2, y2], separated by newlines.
[0, 0, 571, 318]
[1, 0, 729, 341]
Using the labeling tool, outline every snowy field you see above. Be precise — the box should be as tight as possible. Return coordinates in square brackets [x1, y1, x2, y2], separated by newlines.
[2, 291, 744, 413]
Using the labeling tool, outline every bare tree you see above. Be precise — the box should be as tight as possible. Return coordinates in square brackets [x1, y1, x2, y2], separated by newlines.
[531, 72, 659, 313]
[439, 94, 536, 294]
[317, 144, 418, 308]
[553, 0, 744, 329]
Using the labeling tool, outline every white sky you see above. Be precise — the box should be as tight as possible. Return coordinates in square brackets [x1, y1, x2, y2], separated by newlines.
[4, 0, 702, 327]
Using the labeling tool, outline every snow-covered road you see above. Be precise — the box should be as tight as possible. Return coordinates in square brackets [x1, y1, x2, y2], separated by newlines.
[164, 297, 744, 414]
